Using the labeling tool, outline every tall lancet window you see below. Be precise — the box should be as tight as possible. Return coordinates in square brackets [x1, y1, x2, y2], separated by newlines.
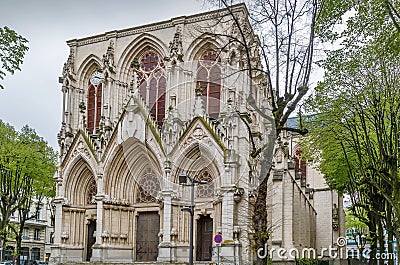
[294, 147, 307, 186]
[137, 51, 166, 126]
[87, 70, 103, 134]
[196, 50, 221, 117]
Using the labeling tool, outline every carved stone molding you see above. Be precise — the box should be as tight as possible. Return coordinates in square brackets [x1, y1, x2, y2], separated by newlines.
[71, 141, 90, 159]
[181, 126, 208, 149]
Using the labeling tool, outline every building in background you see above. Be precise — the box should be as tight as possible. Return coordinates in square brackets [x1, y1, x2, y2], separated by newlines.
[4, 199, 54, 264]
[274, 118, 346, 263]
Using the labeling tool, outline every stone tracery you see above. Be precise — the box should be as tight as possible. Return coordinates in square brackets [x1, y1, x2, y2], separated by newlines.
[195, 171, 214, 198]
[136, 167, 161, 203]
[135, 50, 167, 126]
[196, 49, 222, 116]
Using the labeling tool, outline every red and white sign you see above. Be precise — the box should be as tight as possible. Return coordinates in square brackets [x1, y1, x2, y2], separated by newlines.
[214, 233, 223, 244]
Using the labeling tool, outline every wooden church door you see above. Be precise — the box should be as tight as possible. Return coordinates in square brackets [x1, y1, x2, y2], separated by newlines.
[196, 215, 213, 261]
[136, 212, 160, 261]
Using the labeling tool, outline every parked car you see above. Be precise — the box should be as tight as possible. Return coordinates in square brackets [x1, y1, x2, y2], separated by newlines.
[0, 261, 12, 265]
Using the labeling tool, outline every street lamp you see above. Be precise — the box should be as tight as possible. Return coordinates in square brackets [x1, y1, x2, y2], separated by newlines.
[179, 173, 208, 265]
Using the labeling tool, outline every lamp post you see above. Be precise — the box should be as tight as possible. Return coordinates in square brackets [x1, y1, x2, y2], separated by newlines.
[179, 173, 208, 265]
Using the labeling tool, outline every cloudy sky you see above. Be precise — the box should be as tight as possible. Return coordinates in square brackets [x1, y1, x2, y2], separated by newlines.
[0, 0, 209, 150]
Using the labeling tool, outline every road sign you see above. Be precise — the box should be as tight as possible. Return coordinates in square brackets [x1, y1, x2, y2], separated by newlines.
[214, 233, 223, 244]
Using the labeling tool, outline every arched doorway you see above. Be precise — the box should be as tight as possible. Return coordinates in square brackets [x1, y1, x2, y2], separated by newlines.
[196, 215, 213, 261]
[86, 219, 96, 261]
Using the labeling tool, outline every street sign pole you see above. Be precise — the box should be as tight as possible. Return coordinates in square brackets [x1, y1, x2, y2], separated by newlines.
[179, 174, 208, 265]
[217, 244, 220, 265]
[214, 233, 223, 265]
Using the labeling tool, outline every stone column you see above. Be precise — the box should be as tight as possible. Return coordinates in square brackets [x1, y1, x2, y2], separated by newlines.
[96, 197, 103, 245]
[53, 198, 63, 244]
[218, 156, 237, 263]
[91, 194, 104, 262]
[95, 174, 104, 244]
[163, 163, 172, 243]
[220, 150, 237, 239]
[221, 191, 234, 238]
[158, 163, 174, 262]
[270, 170, 284, 258]
[49, 197, 63, 265]
[90, 172, 104, 262]
[282, 169, 294, 252]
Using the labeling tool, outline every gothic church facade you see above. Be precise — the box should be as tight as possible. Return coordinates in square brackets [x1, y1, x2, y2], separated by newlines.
[51, 4, 344, 264]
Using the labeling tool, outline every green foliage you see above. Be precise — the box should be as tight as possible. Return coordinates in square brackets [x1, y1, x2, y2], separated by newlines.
[317, 0, 400, 50]
[345, 210, 368, 231]
[305, 43, 400, 190]
[305, 0, 400, 258]
[0, 120, 57, 246]
[0, 26, 29, 89]
[0, 120, 57, 197]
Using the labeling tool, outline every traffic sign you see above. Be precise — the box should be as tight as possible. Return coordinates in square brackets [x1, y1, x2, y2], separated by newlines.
[214, 233, 223, 244]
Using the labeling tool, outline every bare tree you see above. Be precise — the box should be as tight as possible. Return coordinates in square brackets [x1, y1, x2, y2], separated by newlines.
[196, 1, 318, 263]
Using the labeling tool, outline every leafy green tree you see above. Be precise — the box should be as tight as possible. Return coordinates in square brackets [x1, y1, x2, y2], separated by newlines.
[0, 26, 29, 89]
[317, 0, 400, 41]
[0, 120, 56, 262]
[304, 41, 400, 265]
[302, 1, 400, 264]
[345, 210, 369, 254]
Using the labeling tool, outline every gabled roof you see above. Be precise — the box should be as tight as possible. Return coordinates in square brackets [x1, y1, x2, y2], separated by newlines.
[60, 130, 98, 169]
[177, 116, 226, 152]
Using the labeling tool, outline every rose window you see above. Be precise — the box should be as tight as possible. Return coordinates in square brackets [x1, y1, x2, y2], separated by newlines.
[136, 168, 161, 203]
[196, 171, 214, 198]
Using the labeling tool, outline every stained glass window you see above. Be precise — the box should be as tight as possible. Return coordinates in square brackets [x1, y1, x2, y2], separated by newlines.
[87, 71, 103, 134]
[136, 168, 161, 203]
[295, 148, 307, 185]
[137, 52, 166, 126]
[197, 50, 221, 116]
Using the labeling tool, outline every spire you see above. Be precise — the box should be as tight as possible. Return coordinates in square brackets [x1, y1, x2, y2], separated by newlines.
[61, 48, 76, 84]
[102, 40, 116, 74]
[167, 26, 183, 65]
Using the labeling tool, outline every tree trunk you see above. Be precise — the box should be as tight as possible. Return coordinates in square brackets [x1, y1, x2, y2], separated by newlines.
[252, 176, 269, 265]
[368, 216, 377, 265]
[386, 206, 394, 265]
[377, 222, 384, 265]
[15, 232, 22, 265]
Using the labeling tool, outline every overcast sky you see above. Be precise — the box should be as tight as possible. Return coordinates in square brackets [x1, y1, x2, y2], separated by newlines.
[0, 0, 208, 150]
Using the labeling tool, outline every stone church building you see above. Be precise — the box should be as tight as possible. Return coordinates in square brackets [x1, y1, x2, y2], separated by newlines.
[51, 4, 344, 264]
